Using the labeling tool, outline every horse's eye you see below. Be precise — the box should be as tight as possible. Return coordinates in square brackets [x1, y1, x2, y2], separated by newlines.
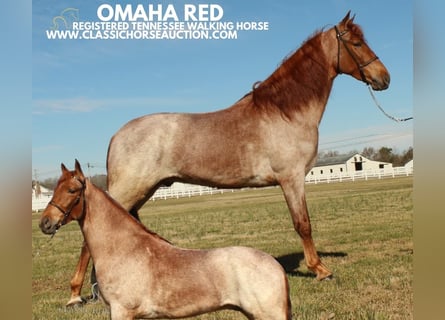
[353, 42, 362, 47]
[68, 189, 76, 194]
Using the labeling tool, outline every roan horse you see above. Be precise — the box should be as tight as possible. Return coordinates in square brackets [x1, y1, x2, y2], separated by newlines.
[65, 11, 390, 305]
[39, 161, 292, 320]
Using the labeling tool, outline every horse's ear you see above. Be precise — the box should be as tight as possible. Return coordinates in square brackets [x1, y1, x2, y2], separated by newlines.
[74, 159, 84, 177]
[61, 163, 69, 174]
[349, 13, 356, 24]
[340, 10, 351, 24]
[340, 10, 355, 28]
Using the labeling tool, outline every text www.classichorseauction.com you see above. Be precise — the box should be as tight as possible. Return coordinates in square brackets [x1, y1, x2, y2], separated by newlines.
[46, 4, 269, 40]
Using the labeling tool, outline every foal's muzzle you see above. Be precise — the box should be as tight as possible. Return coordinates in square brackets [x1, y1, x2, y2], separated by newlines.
[39, 216, 61, 235]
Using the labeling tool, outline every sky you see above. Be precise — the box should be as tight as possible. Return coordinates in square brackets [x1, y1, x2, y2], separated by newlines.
[32, 0, 413, 180]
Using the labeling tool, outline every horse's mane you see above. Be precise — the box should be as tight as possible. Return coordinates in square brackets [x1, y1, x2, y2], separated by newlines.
[247, 28, 333, 119]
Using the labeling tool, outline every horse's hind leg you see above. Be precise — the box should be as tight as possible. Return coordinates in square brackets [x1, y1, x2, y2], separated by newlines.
[280, 175, 332, 280]
[66, 241, 91, 306]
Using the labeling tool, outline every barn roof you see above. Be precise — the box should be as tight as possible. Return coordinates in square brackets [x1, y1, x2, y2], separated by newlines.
[314, 153, 357, 166]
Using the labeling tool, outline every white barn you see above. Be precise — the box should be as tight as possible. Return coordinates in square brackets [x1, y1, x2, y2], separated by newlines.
[307, 153, 392, 179]
[32, 183, 53, 212]
[404, 159, 413, 171]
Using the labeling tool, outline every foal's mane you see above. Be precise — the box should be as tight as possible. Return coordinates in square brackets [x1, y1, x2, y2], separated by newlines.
[87, 179, 172, 244]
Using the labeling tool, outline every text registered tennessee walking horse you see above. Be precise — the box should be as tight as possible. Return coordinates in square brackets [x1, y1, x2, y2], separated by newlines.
[65, 11, 390, 305]
[39, 161, 292, 320]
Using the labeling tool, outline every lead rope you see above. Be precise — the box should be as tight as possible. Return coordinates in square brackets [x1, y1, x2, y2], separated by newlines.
[367, 85, 413, 122]
[91, 282, 100, 301]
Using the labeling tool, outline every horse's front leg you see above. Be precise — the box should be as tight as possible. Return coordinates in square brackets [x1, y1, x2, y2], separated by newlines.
[66, 241, 91, 306]
[280, 176, 332, 280]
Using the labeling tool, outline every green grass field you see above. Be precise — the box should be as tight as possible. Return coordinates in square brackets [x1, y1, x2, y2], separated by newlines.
[32, 176, 413, 320]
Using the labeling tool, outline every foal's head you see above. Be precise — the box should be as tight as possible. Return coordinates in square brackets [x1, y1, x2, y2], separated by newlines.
[39, 160, 86, 236]
[333, 11, 390, 90]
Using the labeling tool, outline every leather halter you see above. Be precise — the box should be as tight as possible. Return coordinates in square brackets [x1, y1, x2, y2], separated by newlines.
[335, 25, 379, 84]
[48, 176, 85, 236]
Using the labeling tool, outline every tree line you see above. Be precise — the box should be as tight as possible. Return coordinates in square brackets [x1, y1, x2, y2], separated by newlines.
[36, 174, 108, 191]
[36, 146, 413, 191]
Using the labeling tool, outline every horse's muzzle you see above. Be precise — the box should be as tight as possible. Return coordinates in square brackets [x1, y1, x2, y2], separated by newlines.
[39, 216, 59, 235]
[370, 73, 390, 91]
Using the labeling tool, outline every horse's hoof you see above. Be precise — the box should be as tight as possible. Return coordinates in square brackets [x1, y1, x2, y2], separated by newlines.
[312, 264, 333, 281]
[318, 274, 334, 281]
[66, 296, 85, 307]
[315, 271, 333, 281]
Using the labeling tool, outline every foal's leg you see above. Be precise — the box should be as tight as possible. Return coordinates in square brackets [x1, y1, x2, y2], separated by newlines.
[66, 241, 91, 306]
[280, 176, 332, 280]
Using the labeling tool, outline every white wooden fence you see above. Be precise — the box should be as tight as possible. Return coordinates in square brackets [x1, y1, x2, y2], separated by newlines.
[150, 183, 229, 201]
[150, 166, 413, 200]
[304, 166, 413, 184]
[32, 166, 413, 211]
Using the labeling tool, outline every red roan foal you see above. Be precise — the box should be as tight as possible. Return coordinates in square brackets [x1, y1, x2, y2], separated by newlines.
[40, 161, 292, 320]
[67, 12, 390, 305]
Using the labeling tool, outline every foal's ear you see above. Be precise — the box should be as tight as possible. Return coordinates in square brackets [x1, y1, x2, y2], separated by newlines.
[74, 159, 84, 177]
[61, 163, 69, 174]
